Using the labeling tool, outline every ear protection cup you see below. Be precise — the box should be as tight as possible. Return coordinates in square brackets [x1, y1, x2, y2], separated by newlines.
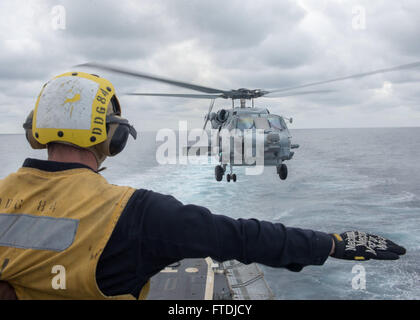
[23, 110, 46, 150]
[109, 123, 130, 156]
[88, 115, 137, 165]
[104, 95, 134, 156]
[94, 94, 137, 157]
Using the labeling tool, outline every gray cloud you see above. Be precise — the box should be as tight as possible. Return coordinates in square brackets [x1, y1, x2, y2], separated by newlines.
[1, 0, 420, 133]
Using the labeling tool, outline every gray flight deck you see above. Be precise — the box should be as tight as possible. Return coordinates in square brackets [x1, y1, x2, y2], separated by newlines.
[147, 258, 274, 300]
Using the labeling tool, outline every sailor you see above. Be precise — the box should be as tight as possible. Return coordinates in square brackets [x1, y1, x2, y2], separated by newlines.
[0, 72, 406, 299]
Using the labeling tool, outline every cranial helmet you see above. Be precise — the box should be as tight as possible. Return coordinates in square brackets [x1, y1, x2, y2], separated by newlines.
[23, 71, 137, 166]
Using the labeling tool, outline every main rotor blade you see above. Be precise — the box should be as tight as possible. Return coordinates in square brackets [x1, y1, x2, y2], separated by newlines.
[76, 62, 228, 94]
[262, 89, 335, 98]
[268, 61, 420, 93]
[125, 93, 225, 99]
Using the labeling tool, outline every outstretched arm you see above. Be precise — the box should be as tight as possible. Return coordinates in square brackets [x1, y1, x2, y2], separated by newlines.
[135, 190, 334, 271]
[97, 189, 406, 297]
[135, 191, 405, 270]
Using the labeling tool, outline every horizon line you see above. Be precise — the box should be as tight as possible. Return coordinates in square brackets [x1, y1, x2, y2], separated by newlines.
[1, 125, 419, 135]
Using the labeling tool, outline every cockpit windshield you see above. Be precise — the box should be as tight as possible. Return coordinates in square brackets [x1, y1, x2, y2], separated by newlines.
[254, 118, 270, 130]
[236, 116, 280, 130]
[237, 117, 255, 130]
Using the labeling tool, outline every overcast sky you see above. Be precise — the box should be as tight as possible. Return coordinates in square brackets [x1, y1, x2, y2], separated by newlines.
[1, 0, 420, 132]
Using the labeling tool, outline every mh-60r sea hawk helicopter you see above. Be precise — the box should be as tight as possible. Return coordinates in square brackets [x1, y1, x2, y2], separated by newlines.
[202, 99, 299, 182]
[77, 61, 420, 182]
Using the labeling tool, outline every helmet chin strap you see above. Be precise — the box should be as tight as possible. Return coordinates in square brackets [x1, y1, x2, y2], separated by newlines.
[87, 147, 107, 169]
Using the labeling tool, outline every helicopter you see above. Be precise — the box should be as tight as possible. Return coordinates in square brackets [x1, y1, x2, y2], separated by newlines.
[77, 61, 420, 182]
[199, 100, 300, 182]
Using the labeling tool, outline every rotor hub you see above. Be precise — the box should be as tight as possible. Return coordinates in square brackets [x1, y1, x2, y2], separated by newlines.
[227, 88, 267, 100]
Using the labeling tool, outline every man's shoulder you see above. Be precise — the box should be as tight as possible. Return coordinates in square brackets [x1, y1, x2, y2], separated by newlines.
[129, 188, 177, 200]
[127, 189, 182, 207]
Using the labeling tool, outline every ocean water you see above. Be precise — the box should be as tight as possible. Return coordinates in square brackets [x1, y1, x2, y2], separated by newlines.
[1, 128, 419, 300]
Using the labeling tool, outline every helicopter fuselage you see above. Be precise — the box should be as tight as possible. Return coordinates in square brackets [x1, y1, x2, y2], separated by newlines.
[211, 107, 298, 168]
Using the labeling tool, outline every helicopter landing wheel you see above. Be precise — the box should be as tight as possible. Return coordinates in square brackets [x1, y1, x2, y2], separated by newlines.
[278, 164, 288, 180]
[226, 173, 236, 182]
[215, 165, 224, 182]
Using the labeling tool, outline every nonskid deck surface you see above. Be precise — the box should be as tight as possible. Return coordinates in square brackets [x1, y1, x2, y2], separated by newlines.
[147, 258, 274, 300]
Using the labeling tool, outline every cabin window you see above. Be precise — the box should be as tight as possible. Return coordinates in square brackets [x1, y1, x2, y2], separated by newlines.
[267, 116, 283, 130]
[279, 117, 288, 130]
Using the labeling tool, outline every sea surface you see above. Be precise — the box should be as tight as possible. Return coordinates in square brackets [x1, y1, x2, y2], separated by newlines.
[1, 127, 419, 300]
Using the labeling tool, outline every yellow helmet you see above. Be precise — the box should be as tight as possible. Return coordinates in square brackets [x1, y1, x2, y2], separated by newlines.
[23, 71, 137, 165]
